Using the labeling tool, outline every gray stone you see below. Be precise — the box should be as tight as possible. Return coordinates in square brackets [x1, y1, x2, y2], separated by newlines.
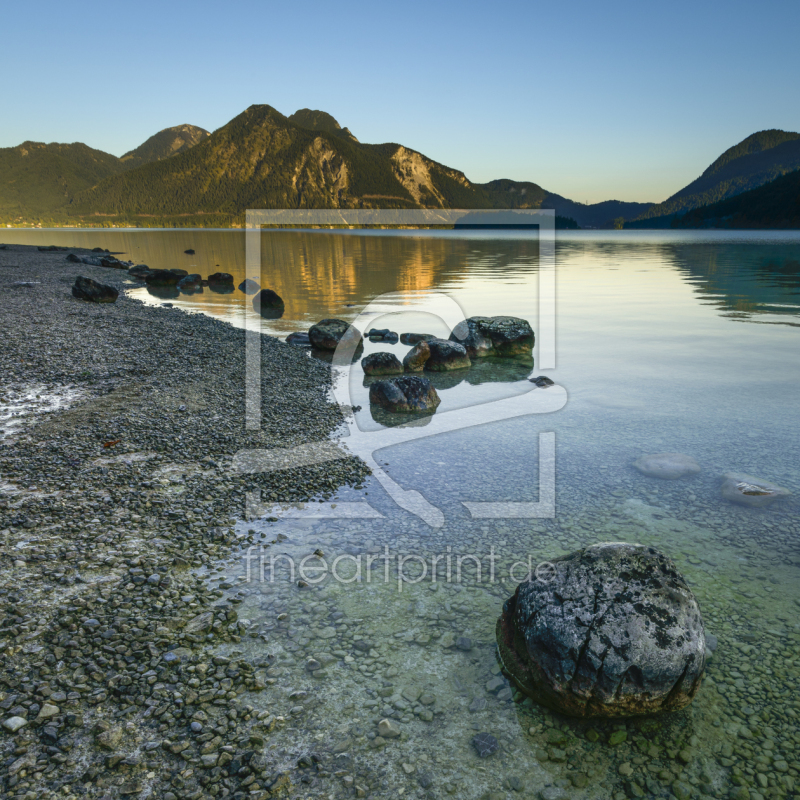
[377, 718, 401, 739]
[424, 339, 471, 372]
[369, 376, 441, 413]
[472, 732, 498, 757]
[362, 352, 403, 376]
[450, 316, 534, 358]
[72, 276, 119, 303]
[2, 716, 27, 732]
[497, 542, 706, 718]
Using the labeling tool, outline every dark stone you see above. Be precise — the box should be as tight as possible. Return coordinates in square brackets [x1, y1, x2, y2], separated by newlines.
[400, 332, 436, 346]
[169, 268, 188, 277]
[366, 328, 391, 339]
[497, 543, 706, 718]
[530, 376, 555, 387]
[285, 332, 311, 346]
[308, 319, 361, 352]
[369, 376, 441, 413]
[184, 249, 195, 255]
[252, 289, 285, 316]
[145, 269, 181, 287]
[362, 352, 403, 376]
[450, 316, 534, 358]
[472, 732, 498, 758]
[424, 339, 471, 372]
[238, 278, 260, 294]
[66, 253, 80, 262]
[71, 276, 119, 303]
[403, 341, 431, 372]
[207, 272, 234, 286]
[128, 264, 153, 279]
[177, 274, 203, 291]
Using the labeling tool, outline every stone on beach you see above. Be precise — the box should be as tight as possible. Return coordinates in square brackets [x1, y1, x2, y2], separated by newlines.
[369, 376, 441, 413]
[720, 472, 791, 507]
[285, 332, 311, 346]
[450, 315, 534, 358]
[497, 542, 706, 718]
[361, 352, 403, 376]
[633, 453, 701, 480]
[71, 276, 119, 303]
[308, 318, 361, 351]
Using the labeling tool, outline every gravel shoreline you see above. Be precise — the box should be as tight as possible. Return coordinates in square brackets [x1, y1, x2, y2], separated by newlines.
[0, 245, 369, 799]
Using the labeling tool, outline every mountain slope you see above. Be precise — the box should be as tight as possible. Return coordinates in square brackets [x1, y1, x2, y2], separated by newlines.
[673, 168, 800, 229]
[635, 130, 800, 221]
[0, 141, 122, 217]
[120, 124, 210, 170]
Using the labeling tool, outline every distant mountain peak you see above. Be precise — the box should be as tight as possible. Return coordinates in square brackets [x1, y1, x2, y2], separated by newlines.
[288, 108, 359, 142]
[120, 124, 210, 170]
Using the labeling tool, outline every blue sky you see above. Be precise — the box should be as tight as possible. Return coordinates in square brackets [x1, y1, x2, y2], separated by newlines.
[3, 0, 799, 203]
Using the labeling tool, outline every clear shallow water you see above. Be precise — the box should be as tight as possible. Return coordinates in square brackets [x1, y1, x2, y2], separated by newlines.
[5, 229, 800, 799]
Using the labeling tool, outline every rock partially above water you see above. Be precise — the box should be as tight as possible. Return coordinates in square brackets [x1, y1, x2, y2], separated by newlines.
[207, 272, 234, 286]
[400, 332, 436, 345]
[308, 318, 361, 351]
[252, 289, 285, 318]
[369, 376, 441, 413]
[450, 316, 534, 358]
[720, 472, 791, 507]
[497, 542, 706, 718]
[285, 332, 311, 346]
[72, 276, 119, 303]
[362, 352, 403, 376]
[403, 341, 431, 372]
[634, 453, 701, 480]
[177, 273, 202, 291]
[238, 278, 260, 294]
[145, 269, 181, 287]
[424, 339, 471, 372]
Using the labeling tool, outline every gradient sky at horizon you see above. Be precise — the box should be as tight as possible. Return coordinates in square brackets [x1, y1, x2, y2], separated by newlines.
[4, 0, 799, 204]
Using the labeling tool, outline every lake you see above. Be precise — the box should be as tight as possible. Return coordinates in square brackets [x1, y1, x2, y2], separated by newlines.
[5, 227, 800, 799]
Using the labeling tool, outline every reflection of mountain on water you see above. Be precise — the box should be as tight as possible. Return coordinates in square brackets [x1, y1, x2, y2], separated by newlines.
[670, 243, 800, 324]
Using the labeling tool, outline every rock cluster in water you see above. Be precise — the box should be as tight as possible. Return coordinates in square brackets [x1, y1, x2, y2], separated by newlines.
[497, 542, 706, 718]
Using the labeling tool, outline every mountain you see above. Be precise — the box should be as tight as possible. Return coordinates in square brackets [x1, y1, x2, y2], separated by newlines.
[119, 124, 210, 170]
[57, 105, 651, 227]
[672, 168, 800, 229]
[0, 141, 121, 217]
[287, 109, 358, 142]
[632, 130, 800, 224]
[0, 125, 209, 221]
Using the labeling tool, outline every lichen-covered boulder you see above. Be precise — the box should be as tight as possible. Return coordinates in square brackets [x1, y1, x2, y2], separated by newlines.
[369, 376, 441, 413]
[403, 341, 431, 372]
[720, 472, 791, 508]
[72, 276, 119, 303]
[497, 542, 705, 718]
[634, 453, 701, 480]
[424, 339, 471, 372]
[362, 352, 403, 376]
[450, 316, 534, 358]
[308, 318, 361, 351]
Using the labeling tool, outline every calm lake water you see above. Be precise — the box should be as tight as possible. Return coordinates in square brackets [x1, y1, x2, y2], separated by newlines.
[5, 228, 800, 799]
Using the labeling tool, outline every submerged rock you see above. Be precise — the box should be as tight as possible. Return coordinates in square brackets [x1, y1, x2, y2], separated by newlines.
[403, 341, 431, 372]
[450, 316, 534, 358]
[308, 318, 361, 351]
[497, 542, 705, 718]
[720, 472, 791, 507]
[634, 453, 701, 480]
[362, 352, 403, 376]
[424, 339, 471, 372]
[369, 376, 441, 413]
[72, 276, 119, 303]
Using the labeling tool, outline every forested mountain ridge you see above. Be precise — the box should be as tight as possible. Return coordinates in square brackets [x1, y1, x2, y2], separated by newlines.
[633, 130, 800, 222]
[119, 124, 210, 170]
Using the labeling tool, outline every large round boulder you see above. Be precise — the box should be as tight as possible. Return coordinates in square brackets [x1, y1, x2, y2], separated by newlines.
[720, 472, 791, 508]
[497, 542, 705, 718]
[72, 276, 118, 304]
[634, 453, 701, 480]
[369, 376, 441, 413]
[424, 339, 471, 372]
[450, 316, 534, 358]
[308, 318, 361, 351]
[362, 352, 403, 376]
